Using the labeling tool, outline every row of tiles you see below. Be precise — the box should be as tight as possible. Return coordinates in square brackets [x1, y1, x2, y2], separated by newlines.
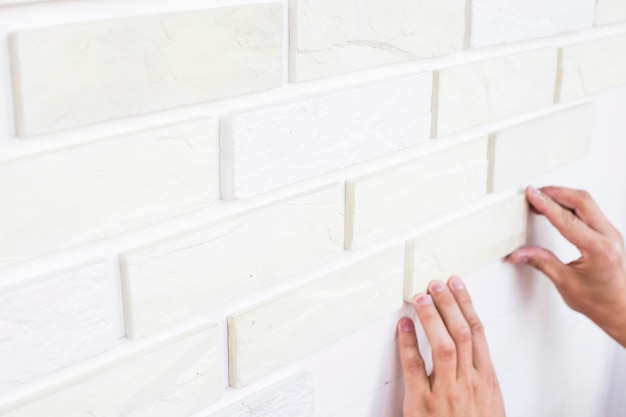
[0, 102, 593, 271]
[5, 3, 626, 136]
[0, 193, 526, 414]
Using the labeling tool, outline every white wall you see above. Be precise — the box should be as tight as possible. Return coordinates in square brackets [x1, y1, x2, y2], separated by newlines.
[0, 0, 625, 416]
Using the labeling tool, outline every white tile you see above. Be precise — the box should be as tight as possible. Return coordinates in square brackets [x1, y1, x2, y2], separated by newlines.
[121, 185, 344, 339]
[0, 260, 118, 393]
[209, 372, 313, 417]
[405, 194, 527, 299]
[346, 138, 488, 249]
[433, 49, 558, 137]
[595, 0, 626, 25]
[221, 74, 432, 199]
[471, 0, 595, 48]
[489, 104, 594, 193]
[0, 119, 216, 269]
[10, 5, 283, 136]
[290, 0, 464, 81]
[228, 246, 404, 387]
[0, 324, 222, 417]
[558, 35, 626, 101]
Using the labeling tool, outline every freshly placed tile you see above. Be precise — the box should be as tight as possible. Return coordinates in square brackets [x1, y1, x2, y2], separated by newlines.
[209, 372, 313, 417]
[595, 0, 626, 25]
[433, 49, 558, 137]
[290, 0, 464, 81]
[10, 4, 282, 135]
[221, 74, 432, 199]
[0, 324, 222, 417]
[121, 184, 344, 339]
[405, 194, 527, 299]
[488, 104, 594, 193]
[471, 0, 594, 48]
[0, 260, 118, 393]
[558, 35, 626, 101]
[0, 119, 216, 269]
[228, 246, 404, 387]
[346, 138, 488, 249]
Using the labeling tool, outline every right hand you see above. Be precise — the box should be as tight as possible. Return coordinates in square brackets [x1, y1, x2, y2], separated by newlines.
[507, 186, 626, 348]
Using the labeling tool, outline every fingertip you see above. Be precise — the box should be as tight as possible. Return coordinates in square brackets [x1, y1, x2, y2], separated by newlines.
[398, 317, 415, 333]
[448, 275, 465, 290]
[506, 250, 529, 265]
[413, 293, 432, 306]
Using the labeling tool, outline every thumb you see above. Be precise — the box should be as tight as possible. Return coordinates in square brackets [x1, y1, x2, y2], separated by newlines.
[507, 246, 568, 285]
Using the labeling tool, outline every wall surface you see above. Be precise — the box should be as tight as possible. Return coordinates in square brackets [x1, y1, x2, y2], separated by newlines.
[0, 0, 625, 416]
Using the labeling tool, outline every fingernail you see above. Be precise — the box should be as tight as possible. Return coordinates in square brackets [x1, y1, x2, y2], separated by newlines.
[414, 294, 431, 305]
[400, 318, 414, 333]
[430, 281, 446, 292]
[449, 276, 465, 290]
[528, 186, 544, 200]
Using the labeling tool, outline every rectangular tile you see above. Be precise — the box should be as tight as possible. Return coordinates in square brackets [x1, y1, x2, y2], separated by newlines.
[0, 119, 216, 269]
[121, 185, 344, 339]
[10, 5, 283, 136]
[290, 0, 464, 81]
[471, 0, 594, 47]
[228, 246, 404, 387]
[221, 74, 432, 199]
[0, 324, 222, 417]
[405, 194, 527, 299]
[0, 260, 118, 393]
[558, 35, 626, 101]
[209, 372, 313, 417]
[595, 0, 626, 25]
[346, 138, 488, 249]
[433, 49, 558, 137]
[488, 104, 594, 193]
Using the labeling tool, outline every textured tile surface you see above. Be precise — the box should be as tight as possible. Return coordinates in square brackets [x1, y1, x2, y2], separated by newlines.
[405, 194, 527, 298]
[433, 49, 557, 137]
[122, 185, 344, 339]
[489, 104, 594, 192]
[0, 325, 222, 417]
[471, 0, 594, 48]
[10, 5, 283, 136]
[346, 139, 488, 249]
[229, 246, 403, 387]
[595, 0, 626, 25]
[558, 35, 626, 101]
[0, 119, 215, 269]
[221, 74, 432, 199]
[209, 372, 314, 417]
[0, 260, 118, 393]
[290, 0, 464, 81]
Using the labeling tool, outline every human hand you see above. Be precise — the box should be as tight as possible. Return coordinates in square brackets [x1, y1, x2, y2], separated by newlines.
[397, 276, 506, 417]
[508, 186, 626, 347]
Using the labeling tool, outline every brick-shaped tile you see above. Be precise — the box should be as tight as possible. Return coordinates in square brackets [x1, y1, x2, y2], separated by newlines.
[405, 194, 527, 299]
[0, 119, 216, 269]
[557, 35, 626, 101]
[209, 372, 314, 417]
[471, 0, 595, 48]
[121, 185, 344, 339]
[346, 138, 488, 249]
[10, 4, 283, 136]
[0, 324, 222, 417]
[488, 104, 594, 193]
[228, 246, 403, 387]
[433, 49, 558, 137]
[0, 260, 118, 393]
[290, 0, 464, 81]
[595, 0, 626, 25]
[221, 74, 432, 199]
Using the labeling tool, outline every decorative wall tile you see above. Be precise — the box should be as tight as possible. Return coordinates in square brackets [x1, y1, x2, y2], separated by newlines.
[221, 74, 432, 199]
[228, 246, 403, 386]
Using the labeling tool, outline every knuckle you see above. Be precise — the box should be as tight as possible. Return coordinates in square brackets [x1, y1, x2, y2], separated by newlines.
[451, 325, 472, 344]
[560, 207, 579, 227]
[595, 239, 623, 265]
[576, 190, 593, 205]
[468, 317, 485, 336]
[434, 341, 456, 362]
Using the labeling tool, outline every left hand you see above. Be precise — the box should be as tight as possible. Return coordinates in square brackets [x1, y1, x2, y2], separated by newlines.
[396, 276, 506, 417]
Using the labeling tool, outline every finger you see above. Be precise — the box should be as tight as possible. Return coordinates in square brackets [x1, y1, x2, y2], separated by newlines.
[428, 280, 473, 377]
[541, 186, 620, 239]
[397, 317, 430, 394]
[447, 276, 493, 372]
[507, 246, 569, 286]
[525, 186, 602, 254]
[413, 293, 457, 384]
